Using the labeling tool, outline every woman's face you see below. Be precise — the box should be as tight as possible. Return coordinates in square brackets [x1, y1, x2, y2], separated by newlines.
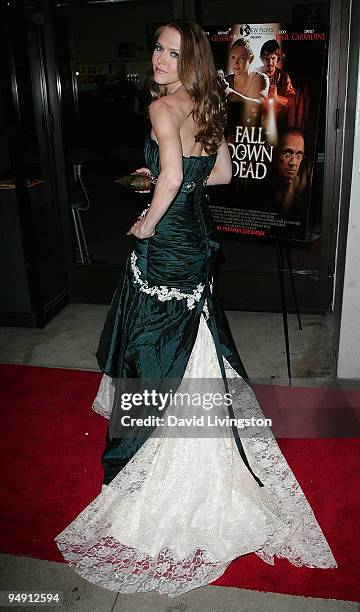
[230, 47, 251, 75]
[152, 27, 182, 92]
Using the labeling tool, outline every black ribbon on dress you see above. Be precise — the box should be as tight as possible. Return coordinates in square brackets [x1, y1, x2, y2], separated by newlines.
[198, 191, 264, 488]
[205, 285, 264, 488]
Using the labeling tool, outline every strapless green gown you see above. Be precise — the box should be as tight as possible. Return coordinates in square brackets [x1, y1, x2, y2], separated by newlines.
[97, 136, 246, 379]
[55, 136, 337, 597]
[96, 135, 259, 485]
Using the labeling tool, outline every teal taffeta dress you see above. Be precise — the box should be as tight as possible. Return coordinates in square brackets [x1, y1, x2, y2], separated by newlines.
[55, 136, 337, 596]
[96, 136, 256, 484]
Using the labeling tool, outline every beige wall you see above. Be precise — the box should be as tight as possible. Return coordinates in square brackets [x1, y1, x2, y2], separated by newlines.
[337, 43, 360, 378]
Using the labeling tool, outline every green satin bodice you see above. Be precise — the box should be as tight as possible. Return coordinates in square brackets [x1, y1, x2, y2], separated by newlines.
[134, 136, 219, 293]
[96, 135, 246, 383]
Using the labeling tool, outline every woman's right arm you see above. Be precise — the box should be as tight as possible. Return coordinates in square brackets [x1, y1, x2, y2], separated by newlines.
[127, 98, 184, 238]
[206, 139, 232, 186]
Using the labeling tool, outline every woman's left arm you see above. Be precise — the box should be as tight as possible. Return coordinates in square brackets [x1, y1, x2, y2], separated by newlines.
[206, 139, 232, 186]
[127, 99, 183, 239]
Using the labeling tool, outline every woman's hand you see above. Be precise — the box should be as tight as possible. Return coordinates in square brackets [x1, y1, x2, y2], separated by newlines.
[126, 217, 155, 239]
[135, 167, 151, 193]
[217, 70, 231, 96]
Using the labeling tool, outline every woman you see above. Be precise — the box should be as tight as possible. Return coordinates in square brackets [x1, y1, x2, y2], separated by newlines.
[55, 21, 336, 597]
[225, 38, 269, 102]
[222, 38, 269, 135]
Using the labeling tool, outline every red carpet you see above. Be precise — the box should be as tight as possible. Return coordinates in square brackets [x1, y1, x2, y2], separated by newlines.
[0, 363, 359, 602]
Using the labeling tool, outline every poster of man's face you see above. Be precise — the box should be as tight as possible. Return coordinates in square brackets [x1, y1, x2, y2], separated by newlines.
[261, 50, 279, 76]
[276, 130, 305, 184]
[206, 23, 328, 241]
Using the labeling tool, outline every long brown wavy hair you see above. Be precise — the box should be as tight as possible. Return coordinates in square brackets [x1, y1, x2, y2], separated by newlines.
[149, 20, 227, 155]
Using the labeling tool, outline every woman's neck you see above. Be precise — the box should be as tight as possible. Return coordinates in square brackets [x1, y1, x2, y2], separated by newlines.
[166, 82, 183, 95]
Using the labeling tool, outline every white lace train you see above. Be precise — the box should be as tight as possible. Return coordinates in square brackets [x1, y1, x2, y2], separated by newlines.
[55, 315, 337, 597]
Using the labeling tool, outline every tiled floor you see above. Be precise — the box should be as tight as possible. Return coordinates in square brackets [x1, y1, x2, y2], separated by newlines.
[0, 304, 335, 380]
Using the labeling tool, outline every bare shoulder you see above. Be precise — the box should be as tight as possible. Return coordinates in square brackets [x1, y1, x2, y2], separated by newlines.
[149, 91, 197, 154]
[149, 97, 170, 114]
[149, 97, 182, 120]
[149, 98, 183, 147]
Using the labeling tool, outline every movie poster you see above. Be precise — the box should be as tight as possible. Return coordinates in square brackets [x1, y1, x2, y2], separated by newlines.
[207, 23, 328, 241]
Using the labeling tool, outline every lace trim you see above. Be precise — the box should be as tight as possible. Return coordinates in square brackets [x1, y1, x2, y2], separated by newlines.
[56, 535, 231, 597]
[139, 204, 151, 218]
[131, 252, 205, 310]
[203, 300, 209, 320]
[92, 374, 114, 419]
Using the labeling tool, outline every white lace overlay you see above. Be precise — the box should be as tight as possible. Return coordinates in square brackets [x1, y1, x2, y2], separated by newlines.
[92, 373, 115, 419]
[130, 251, 206, 311]
[58, 318, 337, 597]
